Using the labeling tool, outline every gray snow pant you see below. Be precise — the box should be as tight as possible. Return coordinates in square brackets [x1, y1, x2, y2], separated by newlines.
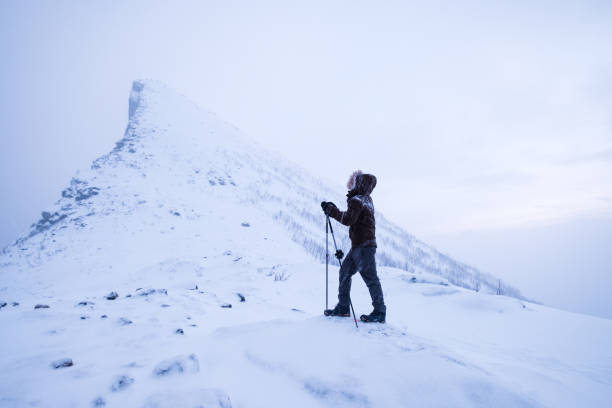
[338, 247, 386, 313]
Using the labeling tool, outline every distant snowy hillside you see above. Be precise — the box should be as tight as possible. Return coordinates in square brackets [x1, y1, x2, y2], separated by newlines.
[1, 80, 610, 408]
[1, 80, 520, 299]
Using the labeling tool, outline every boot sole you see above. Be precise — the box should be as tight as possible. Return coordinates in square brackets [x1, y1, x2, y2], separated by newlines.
[360, 316, 386, 323]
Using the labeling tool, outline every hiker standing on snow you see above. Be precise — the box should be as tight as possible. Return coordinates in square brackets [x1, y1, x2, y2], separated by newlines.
[321, 171, 387, 323]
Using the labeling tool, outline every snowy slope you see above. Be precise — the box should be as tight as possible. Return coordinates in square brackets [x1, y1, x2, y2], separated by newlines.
[0, 80, 521, 298]
[0, 80, 610, 407]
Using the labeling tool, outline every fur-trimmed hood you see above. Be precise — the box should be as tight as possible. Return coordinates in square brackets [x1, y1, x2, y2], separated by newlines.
[347, 170, 377, 196]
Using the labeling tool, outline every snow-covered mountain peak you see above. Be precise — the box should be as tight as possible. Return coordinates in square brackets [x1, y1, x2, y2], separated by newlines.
[1, 80, 522, 300]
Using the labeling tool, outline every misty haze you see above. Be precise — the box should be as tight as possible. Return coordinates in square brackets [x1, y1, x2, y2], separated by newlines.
[1, 1, 611, 407]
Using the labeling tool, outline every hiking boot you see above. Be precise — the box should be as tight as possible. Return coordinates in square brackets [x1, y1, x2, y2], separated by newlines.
[324, 304, 350, 317]
[360, 310, 386, 323]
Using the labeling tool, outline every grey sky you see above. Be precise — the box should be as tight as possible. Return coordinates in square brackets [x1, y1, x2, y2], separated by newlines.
[1, 1, 611, 318]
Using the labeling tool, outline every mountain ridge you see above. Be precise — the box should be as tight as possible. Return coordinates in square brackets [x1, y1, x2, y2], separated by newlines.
[1, 79, 523, 300]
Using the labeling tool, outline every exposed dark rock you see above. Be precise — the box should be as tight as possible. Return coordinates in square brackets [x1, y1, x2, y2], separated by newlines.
[34, 304, 50, 309]
[111, 375, 134, 392]
[101, 314, 108, 319]
[77, 301, 95, 307]
[118, 317, 133, 325]
[241, 222, 250, 227]
[80, 316, 90, 320]
[161, 304, 170, 308]
[105, 291, 119, 300]
[175, 328, 184, 335]
[11, 302, 19, 307]
[125, 294, 132, 298]
[153, 354, 199, 377]
[236, 293, 246, 302]
[221, 303, 232, 309]
[136, 288, 167, 296]
[51, 358, 73, 369]
[30, 211, 68, 236]
[0, 302, 6, 309]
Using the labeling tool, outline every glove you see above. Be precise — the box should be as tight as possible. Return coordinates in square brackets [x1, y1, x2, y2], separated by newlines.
[320, 201, 337, 216]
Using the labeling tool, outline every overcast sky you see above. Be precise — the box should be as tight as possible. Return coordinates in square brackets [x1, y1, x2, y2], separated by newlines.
[1, 1, 611, 318]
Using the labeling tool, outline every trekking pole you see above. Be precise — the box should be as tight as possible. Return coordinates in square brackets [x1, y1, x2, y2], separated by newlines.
[327, 216, 359, 328]
[325, 216, 329, 310]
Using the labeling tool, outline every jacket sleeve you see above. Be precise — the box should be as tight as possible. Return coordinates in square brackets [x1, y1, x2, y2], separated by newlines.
[329, 197, 363, 226]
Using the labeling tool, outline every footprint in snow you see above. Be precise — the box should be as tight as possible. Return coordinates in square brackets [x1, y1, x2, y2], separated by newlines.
[92, 397, 105, 407]
[111, 375, 134, 392]
[153, 354, 199, 377]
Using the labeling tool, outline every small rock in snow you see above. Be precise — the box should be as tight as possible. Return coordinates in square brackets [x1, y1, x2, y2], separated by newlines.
[77, 301, 95, 307]
[118, 317, 133, 325]
[111, 375, 134, 392]
[34, 304, 50, 309]
[51, 358, 73, 369]
[105, 291, 119, 300]
[101, 314, 108, 319]
[136, 288, 168, 296]
[80, 315, 90, 320]
[161, 304, 171, 308]
[221, 303, 232, 308]
[175, 328, 184, 335]
[0, 302, 7, 309]
[11, 302, 19, 307]
[236, 293, 246, 302]
[241, 222, 250, 227]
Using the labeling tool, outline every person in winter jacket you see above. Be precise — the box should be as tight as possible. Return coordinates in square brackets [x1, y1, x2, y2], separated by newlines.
[321, 170, 386, 323]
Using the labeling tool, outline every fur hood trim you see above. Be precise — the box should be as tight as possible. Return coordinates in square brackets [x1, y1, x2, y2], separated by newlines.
[347, 170, 363, 190]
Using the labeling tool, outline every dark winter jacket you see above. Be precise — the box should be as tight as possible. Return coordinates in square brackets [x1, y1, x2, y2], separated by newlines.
[328, 173, 377, 248]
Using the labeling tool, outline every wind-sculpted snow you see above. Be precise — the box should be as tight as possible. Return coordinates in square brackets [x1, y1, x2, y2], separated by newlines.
[0, 80, 610, 407]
